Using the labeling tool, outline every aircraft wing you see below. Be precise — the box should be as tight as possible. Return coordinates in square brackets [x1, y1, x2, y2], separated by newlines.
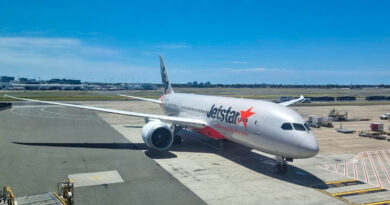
[5, 95, 206, 128]
[118, 94, 161, 104]
[279, 95, 304, 107]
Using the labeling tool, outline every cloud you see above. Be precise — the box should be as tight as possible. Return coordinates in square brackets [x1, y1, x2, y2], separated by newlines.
[0, 36, 154, 81]
[0, 37, 80, 48]
[229, 60, 248, 64]
[154, 43, 190, 49]
[228, 67, 269, 72]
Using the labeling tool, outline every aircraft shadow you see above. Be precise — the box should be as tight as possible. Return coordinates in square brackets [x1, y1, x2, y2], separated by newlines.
[13, 130, 327, 189]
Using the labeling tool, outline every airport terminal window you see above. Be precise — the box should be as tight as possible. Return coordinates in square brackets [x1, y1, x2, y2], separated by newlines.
[281, 123, 293, 130]
[293, 123, 306, 131]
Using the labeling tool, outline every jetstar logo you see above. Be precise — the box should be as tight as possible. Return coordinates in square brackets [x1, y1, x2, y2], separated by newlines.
[237, 107, 255, 128]
[206, 105, 255, 128]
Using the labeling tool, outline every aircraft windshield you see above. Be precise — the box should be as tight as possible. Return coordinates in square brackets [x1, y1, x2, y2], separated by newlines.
[293, 123, 306, 131]
[304, 122, 311, 131]
[281, 123, 293, 130]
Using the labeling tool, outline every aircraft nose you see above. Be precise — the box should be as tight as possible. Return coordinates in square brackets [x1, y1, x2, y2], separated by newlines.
[299, 135, 319, 158]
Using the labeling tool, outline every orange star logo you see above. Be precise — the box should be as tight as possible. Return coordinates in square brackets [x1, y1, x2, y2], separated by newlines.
[237, 107, 255, 128]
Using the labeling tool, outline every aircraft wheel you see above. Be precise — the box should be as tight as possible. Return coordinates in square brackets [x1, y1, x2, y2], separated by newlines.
[273, 164, 282, 174]
[281, 164, 288, 174]
[273, 164, 288, 174]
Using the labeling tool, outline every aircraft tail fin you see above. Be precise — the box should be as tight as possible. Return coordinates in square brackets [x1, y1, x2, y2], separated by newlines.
[160, 56, 174, 94]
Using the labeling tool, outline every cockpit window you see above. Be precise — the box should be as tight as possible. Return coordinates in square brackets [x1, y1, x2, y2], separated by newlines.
[293, 123, 306, 131]
[281, 123, 293, 130]
[304, 122, 311, 131]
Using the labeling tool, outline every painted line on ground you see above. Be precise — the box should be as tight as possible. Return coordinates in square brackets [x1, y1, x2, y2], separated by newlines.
[353, 161, 358, 180]
[318, 150, 390, 190]
[325, 179, 365, 189]
[332, 187, 387, 198]
[362, 152, 370, 184]
[41, 107, 88, 117]
[10, 107, 93, 121]
[377, 151, 390, 185]
[368, 151, 382, 187]
[345, 163, 347, 177]
[326, 179, 357, 184]
[363, 200, 390, 205]
[383, 150, 390, 167]
[313, 188, 357, 205]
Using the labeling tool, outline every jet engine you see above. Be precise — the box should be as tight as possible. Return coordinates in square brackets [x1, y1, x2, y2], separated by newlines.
[141, 120, 173, 150]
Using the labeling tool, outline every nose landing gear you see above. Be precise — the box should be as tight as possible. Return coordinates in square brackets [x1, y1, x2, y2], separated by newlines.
[274, 156, 293, 174]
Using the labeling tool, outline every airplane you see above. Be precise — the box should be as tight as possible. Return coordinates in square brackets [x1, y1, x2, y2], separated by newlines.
[5, 56, 319, 174]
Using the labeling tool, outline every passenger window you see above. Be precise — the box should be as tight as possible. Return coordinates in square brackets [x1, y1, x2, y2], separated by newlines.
[281, 123, 293, 130]
[293, 123, 306, 131]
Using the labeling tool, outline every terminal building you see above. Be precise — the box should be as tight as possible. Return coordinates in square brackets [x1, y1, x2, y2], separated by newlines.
[0, 76, 15, 89]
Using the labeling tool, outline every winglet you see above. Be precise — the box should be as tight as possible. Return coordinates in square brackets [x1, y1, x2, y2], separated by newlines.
[279, 95, 305, 107]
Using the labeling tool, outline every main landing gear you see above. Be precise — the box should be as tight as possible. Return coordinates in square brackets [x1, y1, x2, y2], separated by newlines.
[273, 156, 293, 174]
[172, 125, 183, 145]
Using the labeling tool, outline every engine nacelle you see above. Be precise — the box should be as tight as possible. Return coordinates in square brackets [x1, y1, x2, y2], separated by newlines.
[141, 120, 173, 151]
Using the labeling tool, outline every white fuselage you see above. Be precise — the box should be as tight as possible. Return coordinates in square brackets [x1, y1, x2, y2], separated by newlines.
[160, 93, 319, 159]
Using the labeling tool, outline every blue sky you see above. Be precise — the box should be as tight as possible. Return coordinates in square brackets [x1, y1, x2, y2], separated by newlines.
[0, 0, 389, 84]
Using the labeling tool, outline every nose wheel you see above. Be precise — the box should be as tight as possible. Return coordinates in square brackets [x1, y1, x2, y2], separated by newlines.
[274, 156, 291, 174]
[273, 163, 288, 174]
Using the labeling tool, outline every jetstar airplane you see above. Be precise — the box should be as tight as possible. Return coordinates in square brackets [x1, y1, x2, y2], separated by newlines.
[5, 56, 319, 174]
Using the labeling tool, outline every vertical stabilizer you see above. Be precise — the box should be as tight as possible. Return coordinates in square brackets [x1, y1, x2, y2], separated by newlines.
[160, 56, 174, 94]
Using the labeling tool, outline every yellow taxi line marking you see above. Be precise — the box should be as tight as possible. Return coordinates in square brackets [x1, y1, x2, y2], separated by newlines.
[363, 200, 390, 205]
[326, 179, 357, 184]
[333, 187, 385, 197]
[313, 188, 357, 205]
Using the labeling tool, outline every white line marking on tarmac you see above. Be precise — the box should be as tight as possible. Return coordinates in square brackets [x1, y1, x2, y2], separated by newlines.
[40, 107, 87, 116]
[10, 107, 93, 121]
[12, 105, 61, 108]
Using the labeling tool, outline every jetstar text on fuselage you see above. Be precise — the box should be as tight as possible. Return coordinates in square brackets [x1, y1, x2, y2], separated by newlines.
[206, 104, 255, 127]
[206, 104, 241, 124]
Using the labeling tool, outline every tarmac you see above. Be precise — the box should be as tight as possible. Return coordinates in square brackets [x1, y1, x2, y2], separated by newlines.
[0, 102, 204, 205]
[1, 100, 390, 204]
